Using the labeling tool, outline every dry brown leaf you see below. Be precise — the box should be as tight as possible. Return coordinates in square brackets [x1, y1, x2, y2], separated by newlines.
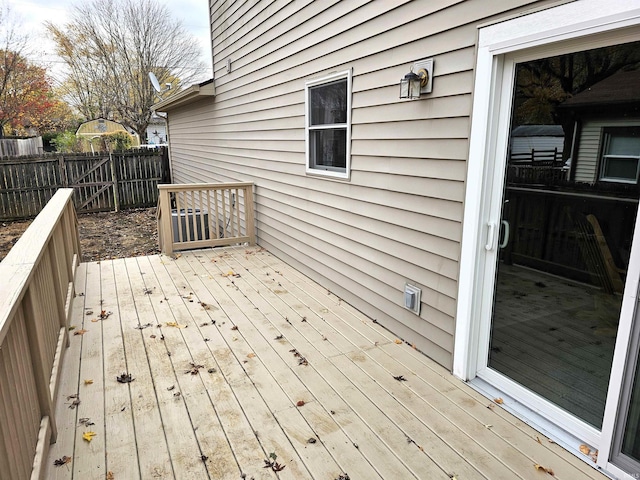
[53, 455, 72, 467]
[591, 450, 598, 462]
[579, 444, 591, 456]
[536, 436, 542, 444]
[84, 379, 93, 385]
[106, 472, 114, 480]
[296, 400, 305, 407]
[533, 463, 554, 475]
[73, 329, 88, 336]
[165, 321, 184, 328]
[394, 339, 403, 344]
[247, 353, 256, 358]
[494, 397, 504, 404]
[82, 431, 96, 442]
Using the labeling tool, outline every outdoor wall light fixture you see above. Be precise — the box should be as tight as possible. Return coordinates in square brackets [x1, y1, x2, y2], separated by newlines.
[399, 58, 434, 99]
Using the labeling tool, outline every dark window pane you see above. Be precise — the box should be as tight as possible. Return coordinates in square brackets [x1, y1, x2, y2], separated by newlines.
[603, 157, 638, 180]
[310, 129, 346, 169]
[310, 79, 347, 125]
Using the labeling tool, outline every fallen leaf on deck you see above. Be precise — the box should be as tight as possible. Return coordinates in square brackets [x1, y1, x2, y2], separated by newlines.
[85, 310, 93, 316]
[53, 455, 72, 466]
[591, 450, 598, 462]
[231, 325, 238, 330]
[494, 397, 504, 404]
[394, 339, 403, 344]
[73, 329, 88, 336]
[68, 325, 76, 331]
[536, 436, 542, 444]
[185, 362, 204, 375]
[533, 463, 554, 475]
[247, 353, 256, 358]
[484, 424, 493, 429]
[82, 431, 96, 442]
[99, 310, 112, 319]
[579, 444, 591, 455]
[296, 400, 305, 407]
[106, 471, 114, 479]
[78, 418, 94, 427]
[393, 375, 407, 381]
[165, 321, 184, 328]
[116, 373, 134, 383]
[84, 379, 93, 385]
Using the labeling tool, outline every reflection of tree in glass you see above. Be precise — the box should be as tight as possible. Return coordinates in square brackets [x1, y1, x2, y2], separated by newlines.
[512, 41, 640, 157]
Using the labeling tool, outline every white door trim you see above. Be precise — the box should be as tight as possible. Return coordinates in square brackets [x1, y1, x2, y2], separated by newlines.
[454, 0, 640, 473]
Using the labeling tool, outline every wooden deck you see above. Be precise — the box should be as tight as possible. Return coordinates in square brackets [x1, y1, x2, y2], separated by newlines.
[44, 246, 608, 480]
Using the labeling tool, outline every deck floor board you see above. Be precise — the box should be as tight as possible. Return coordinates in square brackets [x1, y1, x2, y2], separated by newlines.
[44, 247, 609, 480]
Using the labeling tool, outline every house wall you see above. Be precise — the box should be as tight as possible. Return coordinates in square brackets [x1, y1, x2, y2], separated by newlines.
[165, 0, 555, 369]
[575, 118, 640, 183]
[511, 136, 564, 156]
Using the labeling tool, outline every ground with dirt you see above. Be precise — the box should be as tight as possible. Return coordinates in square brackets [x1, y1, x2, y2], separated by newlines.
[0, 207, 159, 263]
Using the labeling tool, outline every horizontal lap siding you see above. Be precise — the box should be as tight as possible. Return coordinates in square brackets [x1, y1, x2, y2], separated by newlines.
[168, 0, 543, 369]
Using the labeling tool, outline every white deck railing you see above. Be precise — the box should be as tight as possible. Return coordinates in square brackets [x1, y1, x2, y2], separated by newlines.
[0, 188, 81, 480]
[157, 182, 256, 255]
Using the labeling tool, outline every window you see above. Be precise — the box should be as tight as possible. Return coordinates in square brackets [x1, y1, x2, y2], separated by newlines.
[600, 127, 640, 183]
[305, 70, 351, 178]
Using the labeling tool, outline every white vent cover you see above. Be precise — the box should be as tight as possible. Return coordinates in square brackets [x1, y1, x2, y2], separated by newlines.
[404, 283, 421, 315]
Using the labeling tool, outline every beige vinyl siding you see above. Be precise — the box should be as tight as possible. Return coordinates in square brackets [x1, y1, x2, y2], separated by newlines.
[574, 119, 640, 183]
[166, 0, 549, 369]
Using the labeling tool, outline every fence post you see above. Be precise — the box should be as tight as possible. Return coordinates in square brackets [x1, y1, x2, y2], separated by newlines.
[58, 155, 67, 187]
[110, 152, 120, 212]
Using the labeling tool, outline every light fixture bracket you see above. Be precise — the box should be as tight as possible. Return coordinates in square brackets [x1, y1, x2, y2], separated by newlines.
[413, 58, 434, 94]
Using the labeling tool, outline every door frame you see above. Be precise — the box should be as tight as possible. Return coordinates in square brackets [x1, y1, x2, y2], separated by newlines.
[454, 0, 640, 476]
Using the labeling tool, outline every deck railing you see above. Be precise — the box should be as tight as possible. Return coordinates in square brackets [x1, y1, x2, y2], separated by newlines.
[0, 188, 81, 480]
[157, 182, 256, 255]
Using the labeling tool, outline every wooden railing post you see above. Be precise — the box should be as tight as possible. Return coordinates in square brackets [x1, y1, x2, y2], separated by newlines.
[244, 185, 256, 245]
[157, 187, 173, 255]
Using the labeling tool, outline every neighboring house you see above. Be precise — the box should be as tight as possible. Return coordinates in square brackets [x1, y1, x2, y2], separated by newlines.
[76, 118, 140, 151]
[560, 69, 640, 184]
[155, 1, 640, 478]
[509, 124, 564, 163]
[145, 113, 168, 146]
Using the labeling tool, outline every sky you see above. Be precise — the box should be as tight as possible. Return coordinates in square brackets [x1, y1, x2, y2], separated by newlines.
[14, 0, 213, 84]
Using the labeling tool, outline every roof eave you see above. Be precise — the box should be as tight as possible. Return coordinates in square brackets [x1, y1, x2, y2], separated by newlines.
[152, 79, 215, 111]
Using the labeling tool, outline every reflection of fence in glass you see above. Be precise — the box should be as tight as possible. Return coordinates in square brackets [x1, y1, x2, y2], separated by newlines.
[157, 183, 255, 254]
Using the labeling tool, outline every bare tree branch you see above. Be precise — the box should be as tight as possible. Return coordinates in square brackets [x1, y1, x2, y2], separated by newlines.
[46, 0, 204, 138]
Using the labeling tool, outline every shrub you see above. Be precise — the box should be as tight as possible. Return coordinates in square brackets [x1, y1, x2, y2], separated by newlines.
[104, 132, 132, 151]
[51, 131, 83, 153]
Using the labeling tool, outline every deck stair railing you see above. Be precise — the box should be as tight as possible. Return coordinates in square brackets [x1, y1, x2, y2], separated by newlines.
[157, 182, 256, 255]
[0, 188, 81, 480]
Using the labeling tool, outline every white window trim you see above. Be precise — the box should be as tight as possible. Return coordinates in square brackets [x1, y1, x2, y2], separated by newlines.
[454, 1, 640, 476]
[305, 69, 352, 180]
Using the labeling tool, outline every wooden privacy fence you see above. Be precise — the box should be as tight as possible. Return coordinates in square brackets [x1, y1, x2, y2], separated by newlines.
[0, 189, 81, 480]
[157, 182, 256, 254]
[0, 148, 170, 220]
[0, 136, 43, 158]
